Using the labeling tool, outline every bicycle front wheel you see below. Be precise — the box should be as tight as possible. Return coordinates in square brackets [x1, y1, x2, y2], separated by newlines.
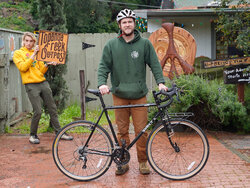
[147, 119, 209, 180]
[52, 120, 113, 181]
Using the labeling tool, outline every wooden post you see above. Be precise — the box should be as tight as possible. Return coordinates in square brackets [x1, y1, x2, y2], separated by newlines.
[237, 83, 245, 104]
[79, 70, 86, 120]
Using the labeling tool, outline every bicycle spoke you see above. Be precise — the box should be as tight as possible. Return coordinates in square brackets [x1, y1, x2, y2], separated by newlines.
[147, 119, 209, 180]
[53, 121, 113, 181]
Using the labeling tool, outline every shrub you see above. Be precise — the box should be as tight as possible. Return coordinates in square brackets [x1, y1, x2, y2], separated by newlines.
[148, 75, 249, 133]
[0, 2, 34, 32]
[193, 56, 224, 79]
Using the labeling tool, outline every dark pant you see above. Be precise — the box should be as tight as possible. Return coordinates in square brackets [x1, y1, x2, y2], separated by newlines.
[25, 81, 61, 136]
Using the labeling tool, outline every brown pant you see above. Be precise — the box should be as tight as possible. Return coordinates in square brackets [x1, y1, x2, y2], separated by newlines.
[112, 94, 148, 163]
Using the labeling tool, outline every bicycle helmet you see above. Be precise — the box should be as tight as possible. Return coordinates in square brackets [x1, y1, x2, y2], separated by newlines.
[116, 9, 136, 22]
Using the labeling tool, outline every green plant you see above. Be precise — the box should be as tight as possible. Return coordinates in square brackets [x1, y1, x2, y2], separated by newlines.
[4, 125, 13, 133]
[148, 75, 249, 132]
[12, 120, 30, 134]
[215, 0, 249, 56]
[0, 1, 35, 32]
[37, 0, 69, 112]
[194, 56, 224, 80]
[10, 104, 115, 134]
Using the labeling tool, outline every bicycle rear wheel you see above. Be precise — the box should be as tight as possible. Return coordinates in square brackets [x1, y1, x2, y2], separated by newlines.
[147, 119, 209, 180]
[52, 120, 113, 181]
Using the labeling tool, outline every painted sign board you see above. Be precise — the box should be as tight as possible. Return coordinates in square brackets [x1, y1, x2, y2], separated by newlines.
[36, 30, 68, 64]
[224, 64, 250, 84]
[202, 57, 249, 69]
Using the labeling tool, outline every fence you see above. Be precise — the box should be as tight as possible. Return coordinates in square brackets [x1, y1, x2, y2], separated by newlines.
[0, 30, 158, 132]
[0, 28, 31, 133]
[65, 32, 157, 109]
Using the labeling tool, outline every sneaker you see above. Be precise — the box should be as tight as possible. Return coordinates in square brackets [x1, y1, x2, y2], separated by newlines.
[29, 135, 40, 144]
[61, 133, 73, 140]
[139, 162, 150, 175]
[115, 164, 129, 175]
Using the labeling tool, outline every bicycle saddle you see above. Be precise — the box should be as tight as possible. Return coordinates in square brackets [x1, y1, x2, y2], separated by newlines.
[87, 89, 100, 95]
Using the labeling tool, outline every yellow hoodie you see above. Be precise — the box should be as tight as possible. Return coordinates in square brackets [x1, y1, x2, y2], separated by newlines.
[13, 47, 48, 84]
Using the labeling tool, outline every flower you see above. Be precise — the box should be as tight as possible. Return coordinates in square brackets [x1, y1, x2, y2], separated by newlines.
[26, 53, 30, 57]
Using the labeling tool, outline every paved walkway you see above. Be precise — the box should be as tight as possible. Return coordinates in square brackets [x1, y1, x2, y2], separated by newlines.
[0, 132, 249, 188]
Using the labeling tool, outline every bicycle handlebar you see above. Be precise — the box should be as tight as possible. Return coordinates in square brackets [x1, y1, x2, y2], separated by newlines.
[87, 83, 180, 109]
[153, 83, 180, 108]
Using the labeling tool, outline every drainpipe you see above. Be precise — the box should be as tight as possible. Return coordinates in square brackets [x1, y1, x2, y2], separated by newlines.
[0, 53, 10, 133]
[4, 56, 10, 132]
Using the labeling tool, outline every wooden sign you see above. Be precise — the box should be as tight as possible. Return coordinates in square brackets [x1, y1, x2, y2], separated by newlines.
[37, 30, 68, 64]
[202, 57, 249, 69]
[224, 64, 250, 84]
[149, 23, 196, 78]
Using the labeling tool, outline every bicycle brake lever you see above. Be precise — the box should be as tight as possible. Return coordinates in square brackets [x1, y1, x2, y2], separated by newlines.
[176, 88, 181, 103]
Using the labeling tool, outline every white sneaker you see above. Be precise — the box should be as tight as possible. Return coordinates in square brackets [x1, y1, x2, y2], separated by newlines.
[61, 133, 73, 140]
[29, 135, 40, 144]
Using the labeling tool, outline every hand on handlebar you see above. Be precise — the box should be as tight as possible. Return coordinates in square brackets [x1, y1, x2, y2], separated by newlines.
[153, 83, 180, 108]
[158, 83, 168, 92]
[99, 85, 110, 95]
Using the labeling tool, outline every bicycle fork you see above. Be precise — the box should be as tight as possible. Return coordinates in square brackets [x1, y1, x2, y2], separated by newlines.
[163, 120, 180, 152]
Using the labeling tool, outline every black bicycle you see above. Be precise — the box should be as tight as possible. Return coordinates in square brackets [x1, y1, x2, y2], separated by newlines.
[52, 84, 209, 181]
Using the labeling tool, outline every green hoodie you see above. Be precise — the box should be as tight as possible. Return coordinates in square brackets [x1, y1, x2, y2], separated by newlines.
[98, 29, 165, 99]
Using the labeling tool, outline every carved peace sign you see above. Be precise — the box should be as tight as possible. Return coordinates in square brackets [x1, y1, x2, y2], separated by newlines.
[149, 23, 196, 79]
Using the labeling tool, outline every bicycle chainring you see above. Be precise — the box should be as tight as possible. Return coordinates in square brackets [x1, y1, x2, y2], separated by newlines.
[112, 148, 130, 165]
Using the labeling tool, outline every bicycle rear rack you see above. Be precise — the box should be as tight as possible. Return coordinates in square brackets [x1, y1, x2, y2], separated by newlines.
[168, 112, 194, 119]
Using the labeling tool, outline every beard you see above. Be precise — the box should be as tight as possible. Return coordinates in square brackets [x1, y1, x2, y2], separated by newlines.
[122, 29, 134, 36]
[124, 31, 134, 36]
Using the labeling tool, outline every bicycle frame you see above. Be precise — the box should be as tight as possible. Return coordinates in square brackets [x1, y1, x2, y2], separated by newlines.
[84, 92, 169, 152]
[53, 86, 209, 181]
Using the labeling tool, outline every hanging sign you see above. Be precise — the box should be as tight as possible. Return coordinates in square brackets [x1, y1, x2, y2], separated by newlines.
[37, 30, 68, 64]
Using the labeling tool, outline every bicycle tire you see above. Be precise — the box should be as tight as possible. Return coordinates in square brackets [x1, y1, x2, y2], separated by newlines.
[147, 119, 209, 180]
[52, 120, 113, 181]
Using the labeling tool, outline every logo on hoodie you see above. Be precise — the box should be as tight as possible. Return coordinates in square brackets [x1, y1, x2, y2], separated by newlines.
[131, 51, 139, 59]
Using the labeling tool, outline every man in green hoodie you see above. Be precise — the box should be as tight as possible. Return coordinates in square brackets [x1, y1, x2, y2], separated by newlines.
[98, 9, 168, 175]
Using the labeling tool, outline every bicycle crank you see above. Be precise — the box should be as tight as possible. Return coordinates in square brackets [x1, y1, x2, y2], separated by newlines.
[112, 148, 130, 165]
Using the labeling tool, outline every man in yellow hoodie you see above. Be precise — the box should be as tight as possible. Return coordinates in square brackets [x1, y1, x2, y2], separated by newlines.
[13, 32, 72, 144]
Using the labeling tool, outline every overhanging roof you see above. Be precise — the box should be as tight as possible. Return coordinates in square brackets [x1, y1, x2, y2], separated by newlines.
[172, 0, 239, 9]
[134, 8, 248, 18]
